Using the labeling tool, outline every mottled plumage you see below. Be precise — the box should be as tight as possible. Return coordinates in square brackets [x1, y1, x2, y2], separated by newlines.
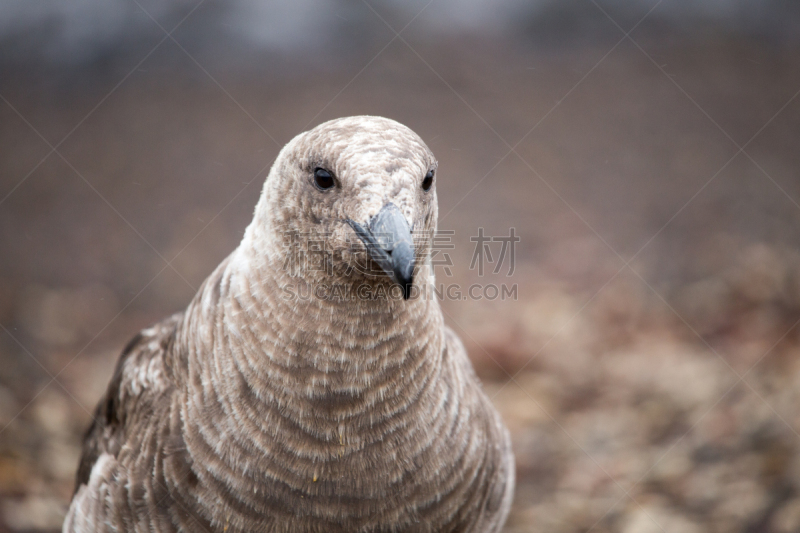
[65, 116, 514, 532]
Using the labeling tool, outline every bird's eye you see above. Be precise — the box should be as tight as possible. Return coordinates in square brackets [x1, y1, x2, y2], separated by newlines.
[422, 170, 434, 191]
[313, 168, 335, 190]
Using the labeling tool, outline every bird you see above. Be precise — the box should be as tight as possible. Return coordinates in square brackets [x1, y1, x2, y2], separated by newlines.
[65, 116, 514, 533]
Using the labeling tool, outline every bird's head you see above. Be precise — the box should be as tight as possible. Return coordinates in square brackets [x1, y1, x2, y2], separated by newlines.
[247, 116, 438, 300]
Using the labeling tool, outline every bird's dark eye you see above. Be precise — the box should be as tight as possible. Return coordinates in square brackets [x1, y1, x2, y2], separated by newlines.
[313, 168, 335, 190]
[422, 170, 434, 191]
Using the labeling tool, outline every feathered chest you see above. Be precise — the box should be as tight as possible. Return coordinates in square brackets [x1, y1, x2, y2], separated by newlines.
[176, 330, 488, 531]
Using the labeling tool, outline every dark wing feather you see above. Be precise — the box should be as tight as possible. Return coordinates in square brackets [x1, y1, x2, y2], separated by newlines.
[74, 313, 181, 493]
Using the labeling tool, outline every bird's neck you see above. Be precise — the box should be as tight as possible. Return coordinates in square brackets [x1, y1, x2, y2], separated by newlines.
[175, 245, 445, 421]
[169, 244, 485, 519]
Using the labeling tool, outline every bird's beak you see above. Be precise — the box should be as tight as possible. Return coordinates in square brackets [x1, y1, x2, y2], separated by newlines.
[346, 203, 415, 299]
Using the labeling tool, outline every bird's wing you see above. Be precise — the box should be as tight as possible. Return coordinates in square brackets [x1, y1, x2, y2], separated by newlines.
[73, 313, 181, 494]
[443, 325, 515, 533]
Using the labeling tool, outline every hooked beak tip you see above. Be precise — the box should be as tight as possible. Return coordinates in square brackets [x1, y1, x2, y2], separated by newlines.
[347, 204, 416, 299]
[391, 241, 415, 300]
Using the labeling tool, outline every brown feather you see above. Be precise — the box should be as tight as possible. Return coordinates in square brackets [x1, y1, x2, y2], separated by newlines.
[65, 116, 514, 533]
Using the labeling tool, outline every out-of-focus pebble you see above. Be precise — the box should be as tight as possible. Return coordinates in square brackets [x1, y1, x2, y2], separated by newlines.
[2, 495, 66, 531]
[773, 498, 800, 533]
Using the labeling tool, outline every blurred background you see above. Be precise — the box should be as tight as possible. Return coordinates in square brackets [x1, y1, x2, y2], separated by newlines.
[2, 0, 800, 531]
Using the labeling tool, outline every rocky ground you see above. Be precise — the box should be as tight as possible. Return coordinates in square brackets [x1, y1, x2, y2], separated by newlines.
[479, 242, 800, 532]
